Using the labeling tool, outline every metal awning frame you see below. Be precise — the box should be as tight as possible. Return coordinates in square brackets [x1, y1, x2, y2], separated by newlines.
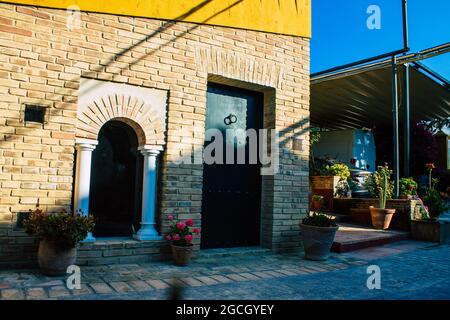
[310, 0, 449, 196]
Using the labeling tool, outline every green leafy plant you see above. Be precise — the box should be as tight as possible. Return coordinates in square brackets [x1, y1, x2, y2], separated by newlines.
[324, 163, 351, 180]
[423, 189, 449, 218]
[23, 209, 95, 249]
[365, 165, 394, 209]
[399, 177, 418, 196]
[301, 212, 337, 228]
[419, 206, 431, 220]
[312, 194, 324, 202]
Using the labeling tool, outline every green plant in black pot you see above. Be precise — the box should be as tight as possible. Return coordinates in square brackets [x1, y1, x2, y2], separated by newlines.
[300, 212, 338, 261]
[423, 189, 449, 218]
[302, 212, 337, 227]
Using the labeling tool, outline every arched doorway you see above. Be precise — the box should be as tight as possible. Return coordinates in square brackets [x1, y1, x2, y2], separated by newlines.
[89, 120, 143, 237]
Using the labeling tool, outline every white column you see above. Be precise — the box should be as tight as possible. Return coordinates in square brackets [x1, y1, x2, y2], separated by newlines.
[134, 146, 162, 241]
[74, 138, 98, 242]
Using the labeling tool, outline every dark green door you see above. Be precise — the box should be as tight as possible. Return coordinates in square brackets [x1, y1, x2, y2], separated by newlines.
[201, 84, 262, 249]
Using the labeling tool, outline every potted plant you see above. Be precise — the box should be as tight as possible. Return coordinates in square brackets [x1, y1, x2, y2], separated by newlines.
[310, 161, 351, 210]
[423, 189, 449, 218]
[300, 212, 339, 261]
[23, 208, 94, 276]
[166, 215, 199, 266]
[311, 195, 324, 211]
[366, 165, 396, 230]
[399, 177, 418, 199]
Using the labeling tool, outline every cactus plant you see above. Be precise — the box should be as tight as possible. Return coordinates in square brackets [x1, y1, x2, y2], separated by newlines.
[366, 165, 396, 230]
[379, 167, 388, 209]
[365, 164, 394, 208]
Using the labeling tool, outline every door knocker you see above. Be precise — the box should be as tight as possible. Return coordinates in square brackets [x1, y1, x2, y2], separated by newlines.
[224, 113, 237, 125]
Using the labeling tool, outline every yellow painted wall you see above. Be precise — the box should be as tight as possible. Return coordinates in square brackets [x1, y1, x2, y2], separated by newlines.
[2, 0, 311, 37]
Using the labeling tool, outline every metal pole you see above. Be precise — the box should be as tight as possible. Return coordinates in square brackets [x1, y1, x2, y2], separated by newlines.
[392, 56, 400, 197]
[404, 63, 411, 177]
[402, 0, 409, 50]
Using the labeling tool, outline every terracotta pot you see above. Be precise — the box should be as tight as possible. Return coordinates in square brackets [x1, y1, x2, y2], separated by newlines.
[311, 200, 323, 211]
[300, 224, 339, 261]
[369, 206, 396, 230]
[38, 239, 77, 276]
[171, 244, 193, 266]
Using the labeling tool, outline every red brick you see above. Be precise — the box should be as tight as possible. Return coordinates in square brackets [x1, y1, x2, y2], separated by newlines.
[0, 25, 32, 37]
[16, 6, 50, 20]
[51, 131, 75, 140]
[0, 17, 13, 26]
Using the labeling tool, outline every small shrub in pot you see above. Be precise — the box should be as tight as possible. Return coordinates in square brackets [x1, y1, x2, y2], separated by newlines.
[311, 194, 324, 211]
[23, 209, 94, 276]
[300, 212, 338, 261]
[165, 215, 200, 266]
[399, 177, 418, 199]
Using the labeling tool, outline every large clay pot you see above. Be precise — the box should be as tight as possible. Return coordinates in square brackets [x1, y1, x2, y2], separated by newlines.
[171, 244, 193, 266]
[38, 240, 77, 276]
[369, 206, 396, 230]
[300, 224, 339, 261]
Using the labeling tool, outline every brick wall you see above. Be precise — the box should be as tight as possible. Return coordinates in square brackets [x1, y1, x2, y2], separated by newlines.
[0, 3, 310, 266]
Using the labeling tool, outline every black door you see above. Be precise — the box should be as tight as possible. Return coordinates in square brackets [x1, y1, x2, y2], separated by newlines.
[201, 84, 262, 249]
[89, 120, 143, 237]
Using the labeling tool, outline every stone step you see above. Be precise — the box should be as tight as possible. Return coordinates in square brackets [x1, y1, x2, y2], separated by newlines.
[77, 238, 169, 266]
[331, 223, 410, 253]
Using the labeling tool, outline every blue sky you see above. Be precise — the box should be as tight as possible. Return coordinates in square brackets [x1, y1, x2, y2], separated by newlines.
[311, 0, 450, 80]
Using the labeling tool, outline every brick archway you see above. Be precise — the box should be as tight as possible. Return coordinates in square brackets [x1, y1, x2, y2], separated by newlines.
[76, 79, 167, 147]
[73, 79, 168, 241]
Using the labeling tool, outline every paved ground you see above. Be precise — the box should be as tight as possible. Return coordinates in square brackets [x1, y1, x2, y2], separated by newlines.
[0, 240, 449, 300]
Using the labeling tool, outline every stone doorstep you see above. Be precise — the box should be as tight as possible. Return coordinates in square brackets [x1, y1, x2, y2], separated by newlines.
[79, 239, 167, 250]
[76, 239, 170, 266]
[332, 223, 410, 253]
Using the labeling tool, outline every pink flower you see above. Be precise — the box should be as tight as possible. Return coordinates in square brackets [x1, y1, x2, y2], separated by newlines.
[173, 234, 180, 241]
[193, 228, 200, 235]
[168, 214, 174, 221]
[176, 222, 185, 230]
[166, 235, 172, 241]
[185, 235, 193, 243]
[185, 219, 194, 227]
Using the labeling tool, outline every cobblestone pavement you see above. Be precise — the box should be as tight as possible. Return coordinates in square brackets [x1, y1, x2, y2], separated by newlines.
[0, 240, 449, 300]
